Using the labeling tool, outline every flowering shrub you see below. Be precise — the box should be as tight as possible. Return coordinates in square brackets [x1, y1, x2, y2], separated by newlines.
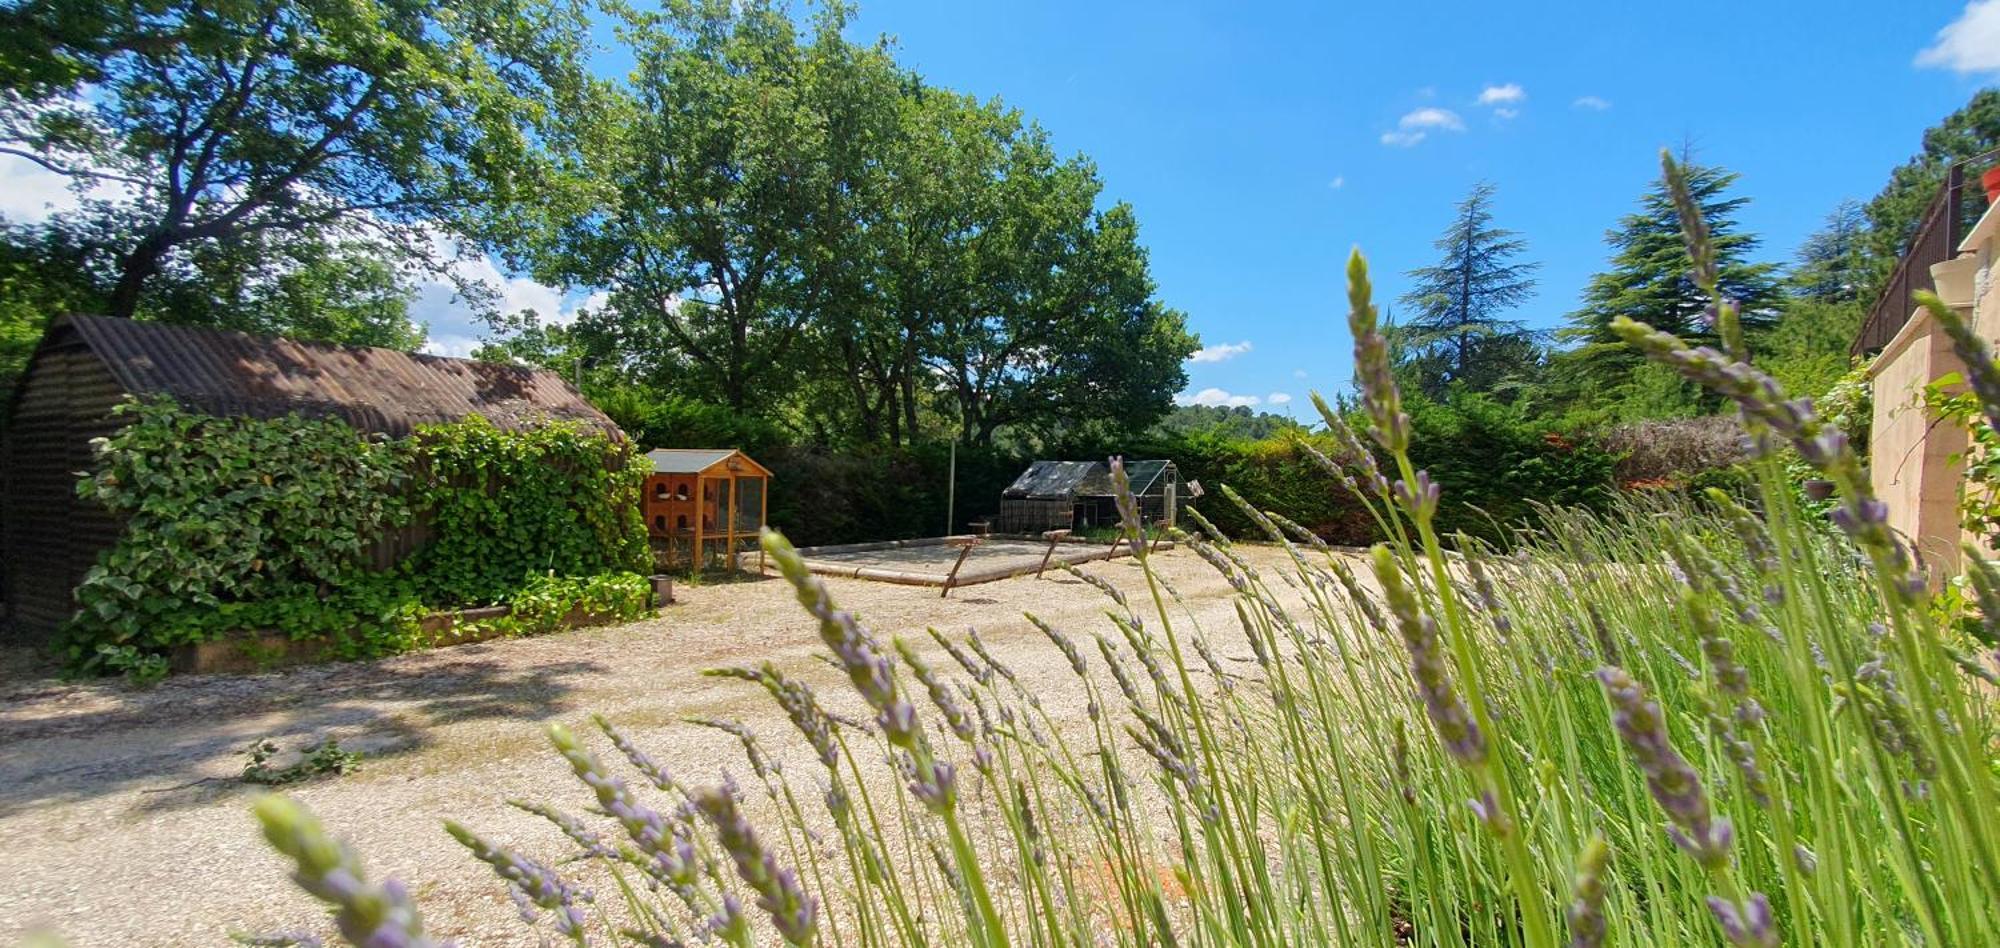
[248, 153, 2000, 947]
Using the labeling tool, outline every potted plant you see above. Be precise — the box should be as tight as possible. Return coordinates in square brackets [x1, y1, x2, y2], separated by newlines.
[1985, 163, 2000, 203]
[1931, 254, 1978, 309]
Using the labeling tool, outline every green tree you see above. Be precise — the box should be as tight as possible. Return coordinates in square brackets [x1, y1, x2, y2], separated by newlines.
[1397, 181, 1540, 396]
[1563, 160, 1783, 376]
[1861, 89, 1999, 293]
[0, 0, 589, 323]
[1790, 199, 1868, 303]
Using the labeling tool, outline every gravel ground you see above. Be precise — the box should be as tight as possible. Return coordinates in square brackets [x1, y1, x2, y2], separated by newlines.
[0, 545, 1316, 947]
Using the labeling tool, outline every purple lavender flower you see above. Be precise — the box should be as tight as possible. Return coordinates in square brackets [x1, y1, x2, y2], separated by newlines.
[763, 530, 921, 747]
[1918, 291, 2000, 437]
[895, 638, 975, 743]
[1370, 546, 1487, 767]
[445, 821, 591, 941]
[1346, 251, 1411, 453]
[1595, 667, 1732, 869]
[693, 786, 818, 945]
[546, 724, 696, 890]
[252, 795, 448, 948]
[1707, 893, 1777, 948]
[509, 800, 615, 860]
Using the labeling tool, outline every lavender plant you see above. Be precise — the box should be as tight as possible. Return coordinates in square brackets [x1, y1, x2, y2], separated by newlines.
[245, 152, 2000, 948]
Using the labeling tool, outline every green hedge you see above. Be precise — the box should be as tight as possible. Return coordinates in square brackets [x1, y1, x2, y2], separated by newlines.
[63, 399, 652, 676]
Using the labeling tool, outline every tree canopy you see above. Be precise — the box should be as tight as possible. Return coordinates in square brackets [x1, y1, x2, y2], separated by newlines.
[1396, 181, 1540, 397]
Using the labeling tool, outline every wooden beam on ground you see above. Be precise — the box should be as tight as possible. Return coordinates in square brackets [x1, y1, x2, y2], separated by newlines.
[941, 534, 983, 598]
[1037, 528, 1072, 577]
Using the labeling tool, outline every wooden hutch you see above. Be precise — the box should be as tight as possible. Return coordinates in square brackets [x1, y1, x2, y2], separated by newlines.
[644, 448, 772, 571]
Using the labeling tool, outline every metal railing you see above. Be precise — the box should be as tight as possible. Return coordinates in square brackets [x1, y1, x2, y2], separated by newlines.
[1854, 149, 1998, 355]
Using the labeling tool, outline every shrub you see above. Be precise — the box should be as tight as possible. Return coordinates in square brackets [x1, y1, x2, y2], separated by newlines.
[1602, 414, 1749, 486]
[61, 403, 652, 674]
[248, 205, 2000, 946]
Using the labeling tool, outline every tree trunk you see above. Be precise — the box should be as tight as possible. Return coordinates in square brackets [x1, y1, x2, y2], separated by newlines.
[107, 235, 172, 319]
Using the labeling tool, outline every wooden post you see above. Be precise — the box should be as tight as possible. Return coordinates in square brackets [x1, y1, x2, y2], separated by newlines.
[758, 474, 768, 574]
[727, 474, 738, 573]
[1036, 529, 1072, 578]
[941, 535, 982, 598]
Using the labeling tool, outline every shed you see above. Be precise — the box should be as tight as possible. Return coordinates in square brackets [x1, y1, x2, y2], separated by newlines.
[643, 448, 771, 571]
[0, 314, 621, 644]
[994, 458, 1180, 535]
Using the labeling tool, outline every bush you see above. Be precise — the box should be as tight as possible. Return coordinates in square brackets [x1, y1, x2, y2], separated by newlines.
[1601, 414, 1749, 487]
[62, 401, 653, 674]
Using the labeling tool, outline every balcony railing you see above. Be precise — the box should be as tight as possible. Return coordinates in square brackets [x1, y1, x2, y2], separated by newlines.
[1853, 149, 1997, 356]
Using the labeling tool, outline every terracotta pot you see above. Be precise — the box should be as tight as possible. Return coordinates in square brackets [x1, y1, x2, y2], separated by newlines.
[1985, 164, 2000, 203]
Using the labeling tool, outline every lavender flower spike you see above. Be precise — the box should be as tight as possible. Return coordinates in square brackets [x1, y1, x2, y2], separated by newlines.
[693, 786, 819, 946]
[1595, 666, 1733, 870]
[1108, 456, 1147, 557]
[445, 821, 590, 941]
[762, 529, 920, 747]
[1369, 546, 1486, 767]
[1346, 249, 1411, 453]
[1566, 836, 1611, 948]
[252, 795, 448, 948]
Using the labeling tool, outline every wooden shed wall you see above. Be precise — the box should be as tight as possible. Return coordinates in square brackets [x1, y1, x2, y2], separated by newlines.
[2, 332, 129, 644]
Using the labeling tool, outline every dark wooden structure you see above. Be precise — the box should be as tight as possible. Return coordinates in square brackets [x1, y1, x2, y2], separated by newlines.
[994, 459, 1181, 536]
[643, 448, 771, 571]
[0, 314, 618, 644]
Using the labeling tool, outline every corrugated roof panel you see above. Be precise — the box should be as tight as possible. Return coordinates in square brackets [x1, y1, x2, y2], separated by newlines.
[58, 314, 619, 439]
[1003, 461, 1102, 499]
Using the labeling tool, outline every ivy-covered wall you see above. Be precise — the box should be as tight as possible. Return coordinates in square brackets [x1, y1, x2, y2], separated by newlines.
[63, 399, 651, 675]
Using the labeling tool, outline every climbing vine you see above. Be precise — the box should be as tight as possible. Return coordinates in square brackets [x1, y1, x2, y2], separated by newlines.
[62, 399, 651, 675]
[406, 415, 650, 603]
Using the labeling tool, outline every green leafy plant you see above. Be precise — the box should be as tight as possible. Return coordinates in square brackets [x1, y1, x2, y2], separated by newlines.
[242, 737, 364, 786]
[61, 401, 652, 675]
[1925, 372, 2000, 547]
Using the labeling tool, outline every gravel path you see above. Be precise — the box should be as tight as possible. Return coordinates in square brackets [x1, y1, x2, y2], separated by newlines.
[0, 545, 1311, 947]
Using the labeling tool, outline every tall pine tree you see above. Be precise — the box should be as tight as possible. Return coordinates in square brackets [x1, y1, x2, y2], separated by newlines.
[1396, 182, 1540, 396]
[1563, 160, 1782, 377]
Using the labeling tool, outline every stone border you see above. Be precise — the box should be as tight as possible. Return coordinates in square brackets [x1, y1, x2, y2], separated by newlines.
[773, 534, 1173, 589]
[169, 601, 661, 676]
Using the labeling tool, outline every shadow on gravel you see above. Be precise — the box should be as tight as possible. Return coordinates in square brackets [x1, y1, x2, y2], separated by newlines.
[0, 653, 606, 817]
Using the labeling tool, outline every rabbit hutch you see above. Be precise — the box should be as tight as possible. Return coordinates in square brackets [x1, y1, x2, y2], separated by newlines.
[644, 448, 772, 571]
[994, 459, 1181, 535]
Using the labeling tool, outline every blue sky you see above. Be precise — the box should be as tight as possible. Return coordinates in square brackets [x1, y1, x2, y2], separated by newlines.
[828, 0, 2000, 415]
[2, 0, 1995, 411]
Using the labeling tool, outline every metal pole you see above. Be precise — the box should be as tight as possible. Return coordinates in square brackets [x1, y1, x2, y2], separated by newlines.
[947, 440, 957, 536]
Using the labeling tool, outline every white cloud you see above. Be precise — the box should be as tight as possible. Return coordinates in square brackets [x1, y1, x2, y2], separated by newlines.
[0, 153, 135, 222]
[1381, 107, 1464, 147]
[1292, 368, 1308, 379]
[1188, 340, 1253, 363]
[1266, 392, 1294, 405]
[1328, 175, 1345, 189]
[1572, 95, 1612, 111]
[1477, 83, 1525, 106]
[1176, 388, 1262, 408]
[1917, 1, 2000, 74]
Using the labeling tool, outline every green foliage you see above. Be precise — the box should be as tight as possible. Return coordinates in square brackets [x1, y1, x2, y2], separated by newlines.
[1397, 181, 1542, 396]
[478, 0, 1194, 446]
[1149, 404, 1306, 441]
[1564, 159, 1785, 377]
[1926, 374, 2000, 547]
[242, 737, 365, 786]
[0, 0, 590, 322]
[407, 416, 650, 604]
[1404, 392, 1616, 538]
[1753, 298, 1866, 400]
[64, 399, 413, 667]
[60, 401, 652, 675]
[1861, 89, 1998, 295]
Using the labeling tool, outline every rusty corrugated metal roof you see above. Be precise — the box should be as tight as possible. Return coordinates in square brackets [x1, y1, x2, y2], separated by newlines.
[57, 314, 621, 439]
